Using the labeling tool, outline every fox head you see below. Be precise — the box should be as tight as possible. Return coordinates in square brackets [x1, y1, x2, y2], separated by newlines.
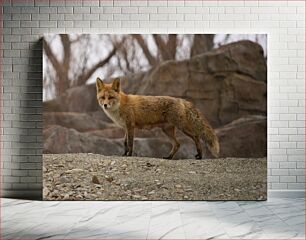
[96, 77, 121, 111]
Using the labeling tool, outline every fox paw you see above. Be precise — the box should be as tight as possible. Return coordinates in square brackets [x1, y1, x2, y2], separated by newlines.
[195, 154, 202, 160]
[163, 156, 173, 160]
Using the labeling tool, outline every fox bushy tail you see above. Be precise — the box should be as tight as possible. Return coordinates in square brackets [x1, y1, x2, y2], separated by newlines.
[201, 118, 220, 158]
[184, 101, 220, 158]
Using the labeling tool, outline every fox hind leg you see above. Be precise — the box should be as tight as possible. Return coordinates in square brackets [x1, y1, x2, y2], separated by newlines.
[162, 125, 180, 159]
[181, 129, 202, 159]
[194, 136, 202, 159]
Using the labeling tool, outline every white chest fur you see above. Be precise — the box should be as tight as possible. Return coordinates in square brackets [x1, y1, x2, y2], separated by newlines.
[103, 108, 126, 128]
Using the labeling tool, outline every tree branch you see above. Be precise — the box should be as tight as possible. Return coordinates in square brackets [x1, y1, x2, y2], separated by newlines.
[153, 34, 172, 61]
[43, 38, 62, 73]
[132, 34, 158, 66]
[60, 34, 71, 72]
[190, 34, 215, 57]
[167, 34, 177, 60]
[75, 45, 118, 86]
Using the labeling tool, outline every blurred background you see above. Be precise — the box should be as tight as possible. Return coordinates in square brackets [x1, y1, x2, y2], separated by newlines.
[43, 34, 267, 159]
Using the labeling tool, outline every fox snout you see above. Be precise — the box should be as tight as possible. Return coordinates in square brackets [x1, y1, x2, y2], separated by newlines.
[103, 103, 110, 109]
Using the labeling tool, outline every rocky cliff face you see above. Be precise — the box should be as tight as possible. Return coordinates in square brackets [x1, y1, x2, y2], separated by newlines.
[43, 40, 267, 158]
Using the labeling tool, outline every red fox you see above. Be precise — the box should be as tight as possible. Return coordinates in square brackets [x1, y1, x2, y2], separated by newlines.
[96, 77, 219, 159]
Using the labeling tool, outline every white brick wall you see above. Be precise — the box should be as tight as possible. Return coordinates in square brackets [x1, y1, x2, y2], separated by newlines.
[1, 0, 305, 197]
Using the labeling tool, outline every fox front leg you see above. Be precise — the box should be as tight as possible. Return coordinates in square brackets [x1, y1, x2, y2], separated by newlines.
[122, 133, 128, 156]
[126, 126, 134, 156]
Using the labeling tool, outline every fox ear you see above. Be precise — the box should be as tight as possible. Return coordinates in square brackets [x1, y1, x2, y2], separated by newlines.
[112, 78, 120, 93]
[96, 77, 105, 92]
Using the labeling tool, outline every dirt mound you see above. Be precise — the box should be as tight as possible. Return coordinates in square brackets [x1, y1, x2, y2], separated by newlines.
[43, 153, 267, 201]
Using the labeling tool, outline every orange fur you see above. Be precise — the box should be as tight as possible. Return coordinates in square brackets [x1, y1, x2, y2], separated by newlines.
[96, 77, 219, 159]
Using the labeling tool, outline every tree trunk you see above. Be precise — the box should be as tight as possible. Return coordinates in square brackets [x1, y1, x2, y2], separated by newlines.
[190, 34, 215, 57]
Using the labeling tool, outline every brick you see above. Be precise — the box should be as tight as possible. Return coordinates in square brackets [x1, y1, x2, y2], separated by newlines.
[139, 21, 158, 28]
[90, 21, 107, 28]
[288, 183, 305, 189]
[185, 14, 202, 21]
[280, 176, 296, 183]
[34, 0, 49, 6]
[148, 0, 167, 6]
[168, 14, 184, 21]
[83, 0, 99, 6]
[150, 13, 168, 21]
[12, 170, 28, 177]
[20, 176, 37, 183]
[4, 6, 21, 13]
[39, 21, 57, 28]
[49, 0, 65, 6]
[297, 176, 305, 183]
[39, 6, 57, 13]
[90, 6, 104, 13]
[176, 7, 196, 14]
[65, 14, 83, 20]
[185, 0, 202, 6]
[121, 20, 139, 28]
[280, 162, 296, 169]
[114, 14, 130, 21]
[86, 14, 99, 20]
[21, 21, 39, 28]
[74, 7, 90, 14]
[99, 14, 113, 20]
[272, 183, 287, 190]
[272, 169, 289, 176]
[57, 7, 73, 14]
[121, 7, 138, 14]
[296, 162, 305, 169]
[103, 7, 121, 14]
[289, 169, 305, 176]
[131, 0, 148, 6]
[4, 176, 20, 183]
[58, 21, 73, 28]
[130, 14, 149, 21]
[114, 0, 130, 6]
[65, 0, 82, 6]
[138, 7, 157, 14]
[50, 14, 65, 21]
[32, 13, 50, 20]
[268, 176, 279, 183]
[209, 7, 225, 13]
[195, 8, 209, 14]
[21, 6, 39, 13]
[158, 7, 176, 14]
[288, 155, 305, 162]
[210, 21, 234, 28]
[12, 14, 31, 20]
[74, 21, 90, 28]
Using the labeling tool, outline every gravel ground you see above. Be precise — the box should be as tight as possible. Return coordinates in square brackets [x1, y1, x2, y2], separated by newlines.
[43, 154, 267, 201]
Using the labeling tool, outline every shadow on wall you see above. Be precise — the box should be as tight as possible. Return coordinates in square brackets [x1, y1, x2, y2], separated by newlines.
[8, 39, 44, 200]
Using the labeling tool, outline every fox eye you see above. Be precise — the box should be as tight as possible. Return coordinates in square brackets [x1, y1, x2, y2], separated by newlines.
[109, 96, 114, 100]
[99, 96, 105, 100]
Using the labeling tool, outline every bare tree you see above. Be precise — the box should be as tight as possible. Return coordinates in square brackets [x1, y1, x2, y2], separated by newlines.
[43, 34, 121, 97]
[190, 34, 215, 57]
[132, 34, 158, 66]
[111, 34, 215, 75]
[44, 34, 219, 99]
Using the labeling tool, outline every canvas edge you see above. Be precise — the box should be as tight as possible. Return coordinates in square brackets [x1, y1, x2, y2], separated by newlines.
[1, 189, 304, 200]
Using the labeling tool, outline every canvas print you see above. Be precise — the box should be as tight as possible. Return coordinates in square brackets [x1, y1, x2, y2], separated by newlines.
[43, 34, 267, 200]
